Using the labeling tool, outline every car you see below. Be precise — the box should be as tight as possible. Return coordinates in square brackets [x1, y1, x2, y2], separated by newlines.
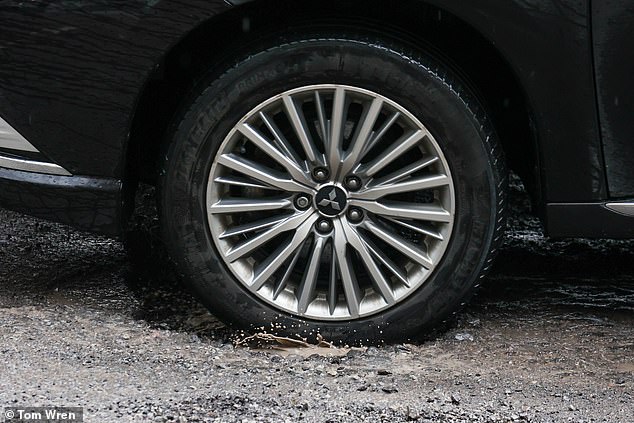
[1, 0, 633, 342]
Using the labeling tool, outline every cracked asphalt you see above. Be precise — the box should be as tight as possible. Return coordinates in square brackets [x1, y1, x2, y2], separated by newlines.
[0, 182, 633, 422]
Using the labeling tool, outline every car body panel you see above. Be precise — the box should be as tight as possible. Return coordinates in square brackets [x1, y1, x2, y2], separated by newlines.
[0, 0, 632, 236]
[591, 1, 634, 198]
[425, 0, 606, 202]
[0, 0, 229, 177]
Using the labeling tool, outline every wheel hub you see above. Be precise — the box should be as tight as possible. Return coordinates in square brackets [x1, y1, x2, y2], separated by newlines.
[314, 185, 347, 216]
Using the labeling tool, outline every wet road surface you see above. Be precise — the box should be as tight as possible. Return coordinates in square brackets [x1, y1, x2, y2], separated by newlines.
[0, 184, 633, 422]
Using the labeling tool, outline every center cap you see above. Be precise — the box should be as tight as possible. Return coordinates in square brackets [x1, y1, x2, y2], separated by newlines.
[315, 185, 347, 216]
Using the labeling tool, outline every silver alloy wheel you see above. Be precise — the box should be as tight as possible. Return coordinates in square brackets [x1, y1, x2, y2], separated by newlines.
[206, 84, 455, 320]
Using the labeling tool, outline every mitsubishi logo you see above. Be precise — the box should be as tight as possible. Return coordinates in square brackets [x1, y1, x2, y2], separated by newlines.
[318, 188, 341, 211]
[315, 186, 347, 216]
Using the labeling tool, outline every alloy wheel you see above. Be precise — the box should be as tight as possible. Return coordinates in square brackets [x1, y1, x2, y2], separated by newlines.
[206, 84, 455, 320]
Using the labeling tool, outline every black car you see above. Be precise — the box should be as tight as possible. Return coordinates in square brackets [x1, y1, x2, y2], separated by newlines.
[1, 1, 633, 342]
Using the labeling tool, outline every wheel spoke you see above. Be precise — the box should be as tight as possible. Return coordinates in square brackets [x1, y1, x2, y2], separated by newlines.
[328, 241, 338, 315]
[226, 211, 315, 262]
[209, 197, 292, 214]
[258, 111, 304, 168]
[383, 216, 444, 241]
[363, 235, 410, 287]
[273, 241, 305, 300]
[363, 219, 434, 269]
[352, 174, 449, 201]
[333, 219, 362, 317]
[214, 175, 278, 191]
[340, 97, 383, 176]
[362, 111, 400, 156]
[349, 199, 452, 223]
[326, 87, 346, 174]
[314, 91, 329, 147]
[250, 214, 319, 290]
[297, 235, 327, 314]
[220, 214, 289, 239]
[341, 220, 395, 305]
[218, 153, 312, 193]
[282, 94, 322, 165]
[357, 129, 427, 177]
[237, 123, 314, 187]
[370, 156, 440, 187]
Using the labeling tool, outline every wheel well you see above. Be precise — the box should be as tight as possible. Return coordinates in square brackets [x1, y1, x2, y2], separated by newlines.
[125, 0, 539, 218]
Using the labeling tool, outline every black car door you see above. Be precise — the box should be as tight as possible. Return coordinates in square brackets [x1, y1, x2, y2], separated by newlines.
[592, 1, 634, 198]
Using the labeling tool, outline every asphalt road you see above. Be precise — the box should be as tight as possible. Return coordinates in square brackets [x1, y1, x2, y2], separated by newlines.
[0, 182, 633, 422]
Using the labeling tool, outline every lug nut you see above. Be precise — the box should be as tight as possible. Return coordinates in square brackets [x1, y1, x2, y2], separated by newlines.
[347, 207, 364, 223]
[312, 167, 330, 182]
[295, 195, 311, 210]
[315, 219, 333, 234]
[344, 175, 362, 191]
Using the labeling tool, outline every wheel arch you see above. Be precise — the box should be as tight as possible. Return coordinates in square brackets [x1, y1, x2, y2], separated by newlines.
[124, 0, 541, 224]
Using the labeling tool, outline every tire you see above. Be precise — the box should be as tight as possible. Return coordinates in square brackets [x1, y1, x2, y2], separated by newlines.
[160, 35, 506, 343]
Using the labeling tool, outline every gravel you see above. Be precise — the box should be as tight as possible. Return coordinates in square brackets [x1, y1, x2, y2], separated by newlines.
[0, 180, 633, 422]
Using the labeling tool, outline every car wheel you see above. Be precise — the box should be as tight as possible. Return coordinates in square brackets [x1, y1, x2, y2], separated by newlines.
[160, 35, 506, 343]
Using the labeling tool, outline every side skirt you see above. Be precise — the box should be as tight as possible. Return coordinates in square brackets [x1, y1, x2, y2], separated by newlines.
[0, 167, 122, 237]
[546, 202, 634, 239]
